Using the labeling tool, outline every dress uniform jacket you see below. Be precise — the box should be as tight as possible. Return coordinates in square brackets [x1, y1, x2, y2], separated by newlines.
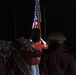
[39, 48, 76, 75]
[31, 43, 48, 65]
[5, 47, 41, 75]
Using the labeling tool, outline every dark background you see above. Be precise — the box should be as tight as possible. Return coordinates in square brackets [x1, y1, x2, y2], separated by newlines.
[0, 0, 76, 53]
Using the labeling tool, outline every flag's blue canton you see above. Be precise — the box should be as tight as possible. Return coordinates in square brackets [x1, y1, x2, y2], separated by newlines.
[32, 0, 41, 29]
[32, 5, 38, 28]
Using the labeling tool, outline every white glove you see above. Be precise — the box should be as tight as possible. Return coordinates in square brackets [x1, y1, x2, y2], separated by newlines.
[40, 38, 46, 45]
[29, 39, 33, 42]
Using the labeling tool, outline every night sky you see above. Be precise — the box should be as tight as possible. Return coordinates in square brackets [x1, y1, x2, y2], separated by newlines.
[0, 0, 76, 53]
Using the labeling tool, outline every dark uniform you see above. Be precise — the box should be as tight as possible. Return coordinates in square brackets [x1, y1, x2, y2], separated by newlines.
[39, 32, 76, 75]
[5, 37, 41, 75]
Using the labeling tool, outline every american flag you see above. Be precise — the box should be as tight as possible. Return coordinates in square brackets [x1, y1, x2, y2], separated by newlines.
[32, 0, 41, 31]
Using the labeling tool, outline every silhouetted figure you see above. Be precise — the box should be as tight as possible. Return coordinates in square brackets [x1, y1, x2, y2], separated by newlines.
[5, 37, 41, 75]
[39, 32, 76, 75]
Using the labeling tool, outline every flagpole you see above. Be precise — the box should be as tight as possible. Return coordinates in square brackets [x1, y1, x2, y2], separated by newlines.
[43, 7, 47, 41]
[14, 4, 17, 41]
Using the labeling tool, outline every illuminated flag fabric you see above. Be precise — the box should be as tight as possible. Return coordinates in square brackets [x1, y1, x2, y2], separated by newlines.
[30, 0, 42, 42]
[32, 0, 41, 32]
